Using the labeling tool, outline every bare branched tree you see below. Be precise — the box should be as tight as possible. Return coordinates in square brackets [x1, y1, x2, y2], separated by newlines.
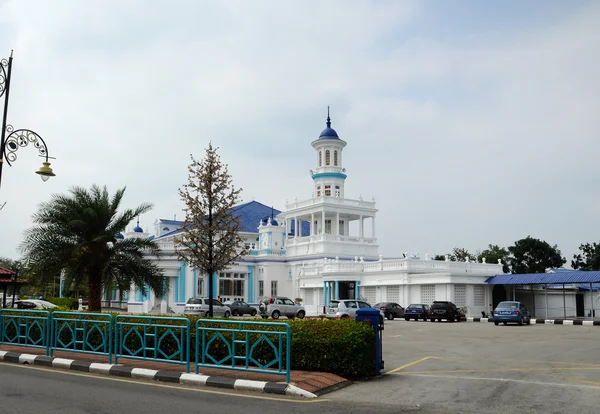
[176, 144, 245, 316]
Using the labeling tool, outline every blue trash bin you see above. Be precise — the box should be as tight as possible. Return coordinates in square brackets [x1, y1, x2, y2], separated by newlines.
[356, 308, 384, 373]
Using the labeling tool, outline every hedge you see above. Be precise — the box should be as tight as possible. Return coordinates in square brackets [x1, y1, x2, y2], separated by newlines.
[2, 311, 377, 378]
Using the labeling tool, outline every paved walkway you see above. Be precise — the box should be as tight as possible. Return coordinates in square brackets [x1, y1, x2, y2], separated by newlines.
[0, 344, 347, 394]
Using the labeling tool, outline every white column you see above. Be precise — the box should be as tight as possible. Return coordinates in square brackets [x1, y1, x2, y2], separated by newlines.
[299, 219, 302, 237]
[359, 215, 364, 238]
[336, 212, 340, 236]
[321, 211, 325, 234]
[372, 217, 376, 239]
[294, 218, 298, 238]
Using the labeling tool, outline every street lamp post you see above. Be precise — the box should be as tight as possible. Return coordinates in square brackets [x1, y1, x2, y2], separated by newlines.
[0, 50, 55, 194]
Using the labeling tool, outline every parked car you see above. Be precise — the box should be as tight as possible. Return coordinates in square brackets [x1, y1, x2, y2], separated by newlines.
[258, 296, 305, 320]
[429, 301, 461, 322]
[183, 297, 231, 317]
[224, 300, 257, 316]
[374, 302, 404, 320]
[404, 304, 430, 321]
[13, 299, 58, 310]
[493, 301, 531, 326]
[326, 299, 385, 324]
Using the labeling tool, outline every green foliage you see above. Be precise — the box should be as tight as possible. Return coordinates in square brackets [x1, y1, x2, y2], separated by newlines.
[507, 236, 566, 274]
[572, 242, 600, 270]
[478, 244, 510, 273]
[38, 312, 377, 378]
[47, 297, 79, 309]
[19, 185, 165, 312]
[177, 144, 246, 316]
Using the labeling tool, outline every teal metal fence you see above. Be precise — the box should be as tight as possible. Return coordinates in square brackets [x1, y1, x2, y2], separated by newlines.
[114, 315, 191, 372]
[0, 311, 292, 383]
[195, 319, 291, 383]
[51, 312, 113, 363]
[0, 309, 51, 353]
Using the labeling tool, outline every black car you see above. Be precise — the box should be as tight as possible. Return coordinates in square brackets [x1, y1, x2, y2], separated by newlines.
[375, 302, 404, 320]
[223, 300, 257, 316]
[429, 301, 461, 322]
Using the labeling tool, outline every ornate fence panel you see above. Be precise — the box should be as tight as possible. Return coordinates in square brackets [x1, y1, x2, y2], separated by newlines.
[195, 319, 291, 383]
[0, 309, 51, 353]
[51, 312, 113, 363]
[114, 315, 190, 372]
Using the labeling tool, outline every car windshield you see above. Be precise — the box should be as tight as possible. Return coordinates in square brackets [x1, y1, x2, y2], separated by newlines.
[186, 298, 202, 305]
[497, 301, 519, 309]
[224, 301, 234, 305]
[329, 301, 339, 308]
[431, 302, 449, 309]
[407, 304, 422, 309]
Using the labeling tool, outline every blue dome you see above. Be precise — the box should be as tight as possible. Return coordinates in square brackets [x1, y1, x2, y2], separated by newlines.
[319, 127, 339, 139]
[133, 226, 143, 233]
[115, 233, 124, 240]
[271, 219, 279, 226]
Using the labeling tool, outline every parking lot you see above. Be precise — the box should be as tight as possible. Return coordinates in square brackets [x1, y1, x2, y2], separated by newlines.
[328, 319, 600, 413]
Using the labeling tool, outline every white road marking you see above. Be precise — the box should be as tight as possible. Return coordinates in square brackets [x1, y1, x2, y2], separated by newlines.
[400, 373, 600, 390]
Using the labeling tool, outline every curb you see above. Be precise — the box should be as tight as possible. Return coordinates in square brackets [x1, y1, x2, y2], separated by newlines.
[0, 350, 317, 398]
[466, 317, 600, 326]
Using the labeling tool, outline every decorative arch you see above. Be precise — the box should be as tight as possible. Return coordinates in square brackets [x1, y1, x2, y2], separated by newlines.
[325, 150, 331, 166]
[319, 151, 322, 167]
[334, 150, 338, 166]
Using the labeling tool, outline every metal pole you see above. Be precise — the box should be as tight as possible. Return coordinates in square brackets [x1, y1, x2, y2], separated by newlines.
[0, 51, 14, 191]
[591, 283, 594, 319]
[545, 286, 548, 319]
[11, 269, 18, 307]
[563, 284, 566, 319]
[512, 285, 515, 301]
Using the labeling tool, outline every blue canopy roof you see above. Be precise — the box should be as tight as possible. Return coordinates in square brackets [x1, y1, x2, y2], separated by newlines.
[486, 271, 600, 285]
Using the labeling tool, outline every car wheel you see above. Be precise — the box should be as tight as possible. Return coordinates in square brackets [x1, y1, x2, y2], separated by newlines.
[503, 321, 507, 325]
[224, 311, 231, 318]
[518, 317, 523, 326]
[251, 309, 257, 317]
[297, 310, 306, 319]
[379, 315, 384, 325]
[430, 318, 435, 322]
[387, 313, 394, 321]
[494, 321, 499, 326]
[232, 309, 239, 316]
[526, 318, 531, 325]
[405, 317, 410, 321]
[272, 310, 280, 320]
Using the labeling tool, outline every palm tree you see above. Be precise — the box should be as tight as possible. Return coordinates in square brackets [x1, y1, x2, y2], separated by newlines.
[20, 185, 165, 311]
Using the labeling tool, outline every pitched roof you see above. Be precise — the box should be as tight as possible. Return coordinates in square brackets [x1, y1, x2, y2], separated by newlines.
[0, 266, 16, 275]
[486, 271, 600, 285]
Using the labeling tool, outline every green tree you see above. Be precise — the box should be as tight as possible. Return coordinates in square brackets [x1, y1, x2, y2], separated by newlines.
[507, 236, 566, 274]
[20, 185, 165, 311]
[176, 144, 245, 316]
[572, 242, 600, 270]
[477, 244, 510, 273]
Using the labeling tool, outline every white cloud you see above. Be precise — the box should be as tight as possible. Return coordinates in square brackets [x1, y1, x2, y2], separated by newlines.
[0, 0, 598, 266]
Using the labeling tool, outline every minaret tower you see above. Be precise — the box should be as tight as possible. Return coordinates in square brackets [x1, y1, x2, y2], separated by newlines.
[311, 107, 347, 199]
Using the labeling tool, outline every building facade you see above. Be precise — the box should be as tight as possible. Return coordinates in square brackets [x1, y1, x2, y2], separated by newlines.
[123, 113, 506, 316]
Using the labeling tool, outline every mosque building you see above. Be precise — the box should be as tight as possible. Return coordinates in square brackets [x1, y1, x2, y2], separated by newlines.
[118, 112, 507, 316]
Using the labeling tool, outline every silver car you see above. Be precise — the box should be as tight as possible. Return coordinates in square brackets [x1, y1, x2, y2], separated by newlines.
[258, 296, 306, 320]
[183, 297, 231, 317]
[326, 299, 385, 323]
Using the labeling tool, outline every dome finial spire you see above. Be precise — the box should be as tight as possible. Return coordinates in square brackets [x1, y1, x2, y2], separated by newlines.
[326, 106, 331, 128]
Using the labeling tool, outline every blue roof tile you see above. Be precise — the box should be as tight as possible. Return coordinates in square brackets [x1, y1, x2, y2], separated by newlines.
[486, 271, 600, 285]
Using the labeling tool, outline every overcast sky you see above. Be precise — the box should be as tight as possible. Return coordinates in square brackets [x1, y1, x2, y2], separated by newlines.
[0, 0, 598, 265]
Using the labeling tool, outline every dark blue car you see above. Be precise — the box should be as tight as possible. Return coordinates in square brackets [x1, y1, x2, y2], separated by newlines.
[404, 304, 430, 321]
[493, 301, 531, 326]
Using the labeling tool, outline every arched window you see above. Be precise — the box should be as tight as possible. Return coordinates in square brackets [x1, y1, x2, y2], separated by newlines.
[319, 151, 322, 166]
[334, 150, 338, 166]
[325, 150, 331, 166]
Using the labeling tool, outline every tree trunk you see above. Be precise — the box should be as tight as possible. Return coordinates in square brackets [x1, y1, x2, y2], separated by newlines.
[88, 272, 102, 312]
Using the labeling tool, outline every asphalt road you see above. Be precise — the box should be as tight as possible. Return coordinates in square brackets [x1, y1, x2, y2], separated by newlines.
[327, 319, 600, 413]
[0, 363, 403, 414]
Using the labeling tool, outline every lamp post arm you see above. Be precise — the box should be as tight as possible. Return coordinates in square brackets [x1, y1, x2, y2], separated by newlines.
[3, 126, 52, 166]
